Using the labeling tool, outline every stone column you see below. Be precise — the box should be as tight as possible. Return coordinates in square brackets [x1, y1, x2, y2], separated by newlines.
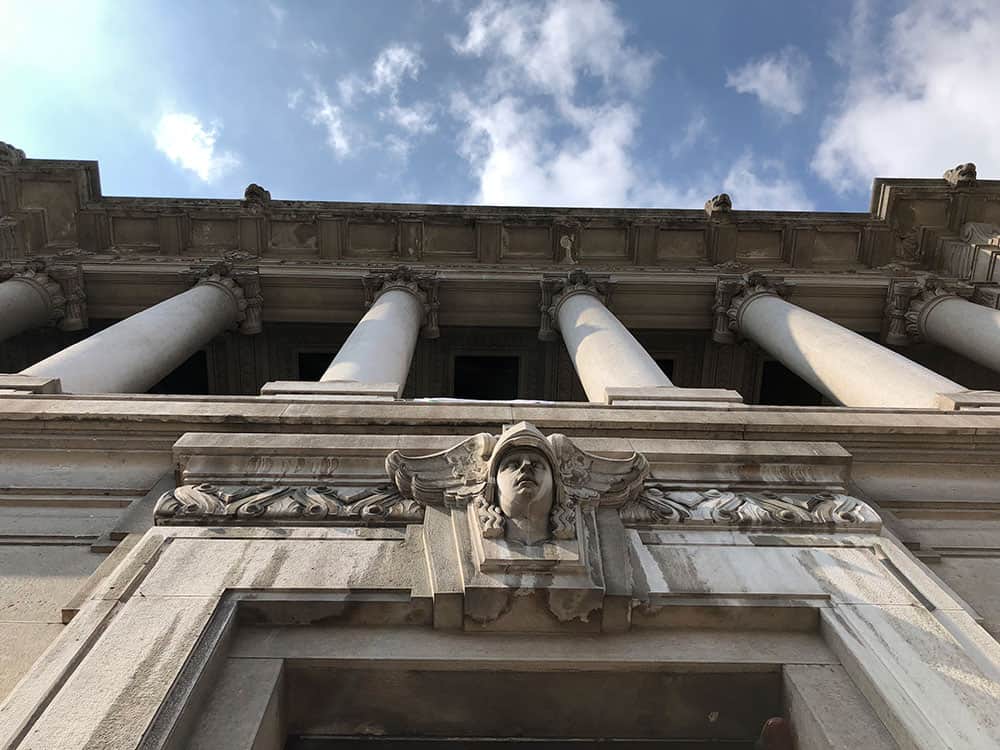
[319, 267, 438, 395]
[0, 263, 87, 341]
[542, 271, 673, 403]
[886, 277, 1000, 375]
[714, 274, 964, 409]
[22, 265, 261, 394]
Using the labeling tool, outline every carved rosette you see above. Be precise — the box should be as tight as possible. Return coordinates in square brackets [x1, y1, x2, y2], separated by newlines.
[538, 270, 609, 341]
[712, 272, 787, 344]
[621, 487, 881, 532]
[155, 483, 422, 525]
[883, 276, 971, 345]
[363, 265, 439, 339]
[191, 262, 264, 335]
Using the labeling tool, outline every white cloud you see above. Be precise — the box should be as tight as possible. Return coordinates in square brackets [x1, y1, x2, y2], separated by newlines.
[307, 88, 350, 157]
[723, 154, 814, 211]
[265, 1, 286, 24]
[452, 0, 653, 101]
[726, 47, 810, 116]
[671, 111, 708, 156]
[152, 113, 240, 182]
[368, 45, 424, 95]
[287, 88, 304, 110]
[813, 0, 1000, 192]
[383, 102, 436, 134]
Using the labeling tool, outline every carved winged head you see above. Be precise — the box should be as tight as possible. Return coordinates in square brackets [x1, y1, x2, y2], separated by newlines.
[943, 163, 976, 186]
[385, 421, 649, 547]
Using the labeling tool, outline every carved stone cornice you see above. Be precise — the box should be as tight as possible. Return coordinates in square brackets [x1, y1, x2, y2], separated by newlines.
[3, 260, 88, 330]
[538, 270, 610, 341]
[0, 142, 25, 168]
[943, 162, 976, 187]
[190, 262, 264, 335]
[711, 272, 788, 344]
[620, 487, 881, 532]
[154, 483, 422, 525]
[363, 265, 439, 338]
[883, 276, 971, 346]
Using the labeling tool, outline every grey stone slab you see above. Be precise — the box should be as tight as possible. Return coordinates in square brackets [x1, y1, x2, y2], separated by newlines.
[0, 622, 64, 703]
[186, 658, 284, 750]
[784, 664, 899, 749]
[0, 545, 103, 623]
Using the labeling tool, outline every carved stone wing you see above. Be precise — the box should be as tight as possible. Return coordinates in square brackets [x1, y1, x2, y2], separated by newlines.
[385, 432, 497, 507]
[549, 433, 649, 508]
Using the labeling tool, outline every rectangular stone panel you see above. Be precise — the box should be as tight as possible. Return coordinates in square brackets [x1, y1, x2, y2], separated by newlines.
[736, 230, 783, 262]
[501, 224, 552, 261]
[18, 178, 78, 243]
[580, 226, 629, 261]
[656, 229, 708, 263]
[812, 230, 861, 264]
[424, 223, 477, 259]
[269, 219, 319, 255]
[347, 221, 397, 258]
[111, 216, 159, 247]
[190, 218, 238, 248]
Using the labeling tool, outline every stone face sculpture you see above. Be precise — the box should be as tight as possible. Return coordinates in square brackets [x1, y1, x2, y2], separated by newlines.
[386, 421, 649, 546]
[943, 162, 976, 187]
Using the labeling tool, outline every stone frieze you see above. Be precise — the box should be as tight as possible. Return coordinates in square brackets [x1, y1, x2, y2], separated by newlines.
[155, 483, 423, 525]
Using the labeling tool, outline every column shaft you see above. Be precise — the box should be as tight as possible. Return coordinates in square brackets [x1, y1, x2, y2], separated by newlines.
[921, 296, 1000, 374]
[0, 278, 52, 342]
[739, 294, 963, 408]
[556, 291, 672, 403]
[22, 284, 240, 393]
[320, 288, 423, 388]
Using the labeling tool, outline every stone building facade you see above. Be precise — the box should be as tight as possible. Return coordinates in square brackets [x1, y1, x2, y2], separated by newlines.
[0, 143, 999, 748]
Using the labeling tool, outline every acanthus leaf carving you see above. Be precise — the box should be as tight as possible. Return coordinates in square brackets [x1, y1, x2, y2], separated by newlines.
[538, 270, 610, 341]
[712, 273, 788, 344]
[364, 265, 439, 339]
[620, 486, 881, 532]
[154, 483, 423, 525]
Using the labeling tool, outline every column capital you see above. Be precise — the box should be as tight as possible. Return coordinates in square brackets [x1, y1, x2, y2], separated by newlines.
[363, 265, 439, 339]
[188, 262, 263, 335]
[883, 276, 972, 346]
[538, 270, 610, 341]
[712, 273, 788, 344]
[2, 260, 88, 331]
[972, 283, 1000, 310]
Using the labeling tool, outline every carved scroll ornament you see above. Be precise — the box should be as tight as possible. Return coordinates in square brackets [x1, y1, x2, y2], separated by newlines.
[155, 483, 422, 524]
[621, 487, 881, 532]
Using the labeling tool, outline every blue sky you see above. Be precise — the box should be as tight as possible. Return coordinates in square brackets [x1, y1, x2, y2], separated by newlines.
[2, 0, 996, 211]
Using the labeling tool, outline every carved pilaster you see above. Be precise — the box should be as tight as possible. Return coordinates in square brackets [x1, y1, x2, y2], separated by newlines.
[0, 216, 19, 261]
[538, 269, 609, 341]
[362, 265, 439, 339]
[883, 276, 971, 345]
[190, 262, 264, 335]
[711, 272, 787, 344]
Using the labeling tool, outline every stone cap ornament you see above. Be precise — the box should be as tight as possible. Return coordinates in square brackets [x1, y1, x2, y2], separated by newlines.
[704, 193, 732, 218]
[243, 183, 272, 214]
[0, 142, 25, 168]
[943, 162, 976, 187]
[386, 421, 649, 546]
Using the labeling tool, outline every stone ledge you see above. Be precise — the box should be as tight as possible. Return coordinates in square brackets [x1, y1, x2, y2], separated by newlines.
[259, 380, 399, 399]
[0, 374, 62, 393]
[604, 386, 745, 406]
[936, 390, 1000, 411]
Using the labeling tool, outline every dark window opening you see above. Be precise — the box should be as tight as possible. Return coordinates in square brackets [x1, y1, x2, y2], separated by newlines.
[454, 356, 519, 400]
[148, 350, 210, 395]
[758, 360, 824, 406]
[655, 358, 675, 380]
[298, 352, 336, 381]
